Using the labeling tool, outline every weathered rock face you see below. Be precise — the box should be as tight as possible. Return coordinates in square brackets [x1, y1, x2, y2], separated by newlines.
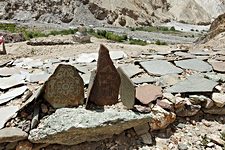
[44, 64, 84, 108]
[1, 0, 225, 26]
[87, 44, 121, 106]
[28, 106, 176, 145]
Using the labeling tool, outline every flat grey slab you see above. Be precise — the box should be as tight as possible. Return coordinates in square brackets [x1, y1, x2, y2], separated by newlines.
[0, 67, 20, 77]
[165, 75, 218, 93]
[119, 64, 143, 78]
[109, 51, 127, 60]
[140, 60, 183, 76]
[175, 59, 212, 72]
[29, 107, 153, 145]
[0, 106, 19, 129]
[0, 74, 25, 90]
[174, 52, 196, 59]
[26, 72, 51, 83]
[0, 86, 27, 105]
[132, 76, 156, 84]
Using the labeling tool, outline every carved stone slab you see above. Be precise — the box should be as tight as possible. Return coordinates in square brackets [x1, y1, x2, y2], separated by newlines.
[118, 67, 136, 109]
[87, 44, 121, 106]
[44, 64, 84, 108]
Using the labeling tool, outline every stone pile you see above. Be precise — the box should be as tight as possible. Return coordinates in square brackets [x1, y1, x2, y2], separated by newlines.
[0, 45, 224, 149]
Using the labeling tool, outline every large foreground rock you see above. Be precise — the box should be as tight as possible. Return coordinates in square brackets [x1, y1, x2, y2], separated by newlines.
[28, 106, 175, 145]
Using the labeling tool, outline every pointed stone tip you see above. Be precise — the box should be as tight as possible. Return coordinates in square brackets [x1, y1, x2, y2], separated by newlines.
[99, 44, 109, 53]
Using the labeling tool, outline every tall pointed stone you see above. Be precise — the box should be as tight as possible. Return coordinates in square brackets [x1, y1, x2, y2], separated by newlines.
[87, 44, 121, 106]
[44, 64, 84, 108]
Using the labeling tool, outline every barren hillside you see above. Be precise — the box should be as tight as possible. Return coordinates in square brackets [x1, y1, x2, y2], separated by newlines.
[0, 0, 225, 27]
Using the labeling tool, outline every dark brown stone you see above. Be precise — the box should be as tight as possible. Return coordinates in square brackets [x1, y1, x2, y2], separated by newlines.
[87, 44, 121, 106]
[136, 85, 162, 105]
[44, 64, 84, 108]
[118, 66, 136, 109]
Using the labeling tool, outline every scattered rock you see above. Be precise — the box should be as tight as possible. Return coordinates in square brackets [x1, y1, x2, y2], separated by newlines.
[16, 140, 33, 150]
[0, 86, 27, 105]
[157, 99, 174, 111]
[212, 93, 225, 107]
[0, 106, 19, 129]
[87, 45, 121, 106]
[166, 75, 218, 93]
[132, 76, 156, 84]
[176, 104, 201, 117]
[210, 61, 225, 72]
[207, 134, 225, 146]
[0, 67, 20, 77]
[44, 64, 84, 108]
[136, 85, 162, 105]
[119, 64, 142, 78]
[0, 127, 28, 143]
[175, 59, 212, 72]
[0, 74, 25, 90]
[140, 60, 183, 76]
[203, 106, 225, 115]
[178, 143, 188, 150]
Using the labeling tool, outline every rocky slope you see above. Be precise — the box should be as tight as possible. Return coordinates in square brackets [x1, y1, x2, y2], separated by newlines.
[0, 0, 225, 27]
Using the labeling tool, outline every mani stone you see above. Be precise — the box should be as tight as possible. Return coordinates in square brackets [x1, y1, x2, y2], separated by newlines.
[118, 67, 136, 109]
[44, 64, 84, 108]
[175, 59, 212, 72]
[140, 60, 183, 76]
[87, 44, 121, 106]
[166, 75, 218, 93]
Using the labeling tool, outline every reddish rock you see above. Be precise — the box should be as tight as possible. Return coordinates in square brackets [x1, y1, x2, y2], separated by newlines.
[210, 61, 225, 72]
[136, 85, 162, 105]
[44, 64, 84, 108]
[87, 44, 121, 106]
[16, 141, 33, 150]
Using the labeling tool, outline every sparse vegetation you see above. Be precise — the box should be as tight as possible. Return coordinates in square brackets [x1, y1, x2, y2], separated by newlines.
[155, 40, 167, 45]
[129, 38, 148, 46]
[130, 26, 179, 34]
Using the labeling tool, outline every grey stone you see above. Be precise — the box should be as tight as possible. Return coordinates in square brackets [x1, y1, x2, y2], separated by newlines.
[140, 133, 153, 145]
[174, 52, 196, 59]
[189, 95, 211, 105]
[210, 61, 225, 73]
[109, 51, 127, 60]
[0, 67, 20, 77]
[81, 73, 91, 85]
[212, 93, 225, 107]
[0, 86, 27, 105]
[206, 134, 225, 146]
[158, 74, 180, 87]
[119, 64, 143, 78]
[0, 127, 28, 143]
[118, 67, 136, 109]
[175, 59, 212, 72]
[178, 143, 188, 150]
[202, 106, 225, 115]
[166, 75, 218, 93]
[29, 107, 154, 145]
[26, 72, 50, 83]
[132, 76, 156, 84]
[190, 51, 211, 56]
[0, 74, 25, 90]
[0, 106, 19, 129]
[140, 60, 183, 76]
[202, 98, 214, 109]
[176, 104, 201, 117]
[133, 123, 150, 136]
[76, 53, 98, 63]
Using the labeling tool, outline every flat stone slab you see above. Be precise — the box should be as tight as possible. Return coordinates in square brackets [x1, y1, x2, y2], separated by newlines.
[0, 86, 27, 105]
[26, 72, 50, 83]
[0, 74, 25, 90]
[76, 53, 98, 63]
[136, 85, 162, 104]
[0, 127, 28, 143]
[44, 64, 84, 108]
[119, 64, 143, 78]
[210, 61, 225, 72]
[212, 93, 225, 107]
[140, 60, 183, 76]
[0, 67, 20, 77]
[118, 67, 136, 109]
[109, 51, 127, 60]
[132, 76, 156, 84]
[28, 107, 168, 145]
[175, 59, 212, 72]
[0, 106, 19, 129]
[166, 75, 218, 93]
